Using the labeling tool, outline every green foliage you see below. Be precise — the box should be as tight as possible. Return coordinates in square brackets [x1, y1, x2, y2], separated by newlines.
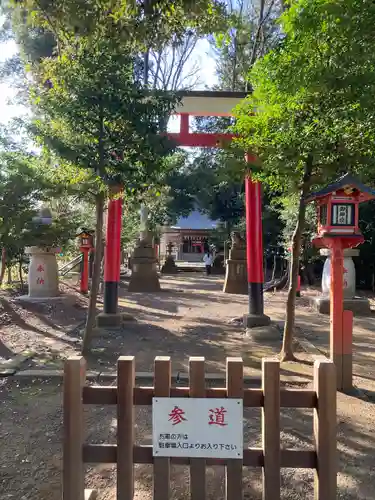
[277, 193, 317, 260]
[357, 201, 375, 289]
[8, 0, 227, 52]
[22, 215, 79, 250]
[234, 0, 375, 191]
[121, 201, 141, 250]
[0, 149, 81, 266]
[163, 148, 245, 228]
[232, 0, 375, 356]
[31, 35, 178, 193]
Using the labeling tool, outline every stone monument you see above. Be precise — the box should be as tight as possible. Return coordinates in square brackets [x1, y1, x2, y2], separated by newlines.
[223, 232, 247, 294]
[312, 248, 371, 315]
[161, 242, 178, 274]
[20, 207, 60, 301]
[128, 229, 161, 292]
[140, 204, 148, 241]
[26, 246, 60, 298]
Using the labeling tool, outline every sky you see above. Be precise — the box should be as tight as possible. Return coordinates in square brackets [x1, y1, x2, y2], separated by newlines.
[0, 37, 218, 133]
[0, 39, 24, 124]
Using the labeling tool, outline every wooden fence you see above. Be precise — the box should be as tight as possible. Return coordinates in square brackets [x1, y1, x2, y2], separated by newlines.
[63, 355, 336, 500]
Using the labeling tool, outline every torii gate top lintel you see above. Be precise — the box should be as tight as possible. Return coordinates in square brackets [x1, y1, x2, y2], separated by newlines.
[174, 90, 249, 116]
[169, 90, 250, 147]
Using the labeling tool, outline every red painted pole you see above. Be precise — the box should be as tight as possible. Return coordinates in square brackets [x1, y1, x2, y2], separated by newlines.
[330, 239, 344, 389]
[342, 309, 353, 390]
[115, 196, 123, 280]
[245, 174, 254, 276]
[103, 191, 122, 315]
[244, 159, 270, 326]
[180, 113, 189, 135]
[80, 249, 89, 294]
[296, 275, 301, 297]
[104, 198, 117, 281]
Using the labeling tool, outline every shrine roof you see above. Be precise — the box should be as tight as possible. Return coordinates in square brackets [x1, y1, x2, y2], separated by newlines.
[305, 173, 375, 202]
[171, 210, 218, 230]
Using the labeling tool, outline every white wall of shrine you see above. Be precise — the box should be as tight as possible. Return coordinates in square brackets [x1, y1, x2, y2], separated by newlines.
[160, 229, 210, 263]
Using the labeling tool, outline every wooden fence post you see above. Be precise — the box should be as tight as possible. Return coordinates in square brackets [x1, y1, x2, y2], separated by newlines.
[189, 357, 206, 500]
[117, 356, 135, 500]
[225, 357, 244, 500]
[314, 359, 337, 499]
[153, 356, 172, 500]
[63, 356, 86, 500]
[262, 359, 281, 500]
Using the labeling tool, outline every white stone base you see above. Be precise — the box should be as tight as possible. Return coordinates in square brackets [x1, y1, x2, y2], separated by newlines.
[25, 246, 60, 298]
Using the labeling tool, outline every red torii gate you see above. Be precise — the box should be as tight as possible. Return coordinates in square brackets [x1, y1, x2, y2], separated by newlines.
[170, 91, 269, 326]
[101, 91, 269, 327]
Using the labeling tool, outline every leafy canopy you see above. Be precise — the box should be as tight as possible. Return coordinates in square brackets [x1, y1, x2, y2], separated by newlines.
[234, 0, 375, 191]
[33, 35, 178, 192]
[0, 149, 81, 260]
[8, 0, 227, 52]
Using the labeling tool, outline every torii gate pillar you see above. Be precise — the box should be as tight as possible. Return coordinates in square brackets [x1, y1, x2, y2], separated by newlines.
[244, 164, 270, 327]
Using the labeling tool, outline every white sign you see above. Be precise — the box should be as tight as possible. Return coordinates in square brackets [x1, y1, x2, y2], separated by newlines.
[152, 398, 243, 459]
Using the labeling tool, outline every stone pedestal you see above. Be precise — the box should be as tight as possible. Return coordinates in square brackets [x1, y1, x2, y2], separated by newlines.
[312, 296, 370, 315]
[243, 313, 271, 328]
[161, 256, 178, 274]
[223, 237, 247, 295]
[128, 235, 161, 292]
[97, 312, 123, 327]
[25, 246, 59, 298]
[245, 322, 280, 339]
[311, 248, 371, 315]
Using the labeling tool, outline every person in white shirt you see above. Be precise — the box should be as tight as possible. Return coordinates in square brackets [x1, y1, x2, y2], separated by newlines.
[203, 252, 213, 275]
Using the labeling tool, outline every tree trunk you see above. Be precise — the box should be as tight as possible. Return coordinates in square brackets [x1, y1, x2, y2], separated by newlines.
[280, 156, 313, 361]
[82, 192, 105, 354]
[271, 254, 277, 281]
[7, 266, 12, 284]
[0, 248, 6, 285]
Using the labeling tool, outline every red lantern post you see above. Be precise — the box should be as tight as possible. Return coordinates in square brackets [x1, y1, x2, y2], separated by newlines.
[77, 231, 94, 294]
[306, 174, 375, 390]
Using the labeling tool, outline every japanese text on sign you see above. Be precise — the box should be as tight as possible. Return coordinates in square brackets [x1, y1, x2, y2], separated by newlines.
[152, 398, 243, 459]
[36, 263, 45, 285]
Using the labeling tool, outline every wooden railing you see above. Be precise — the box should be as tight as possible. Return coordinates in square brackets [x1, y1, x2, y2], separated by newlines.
[63, 356, 336, 500]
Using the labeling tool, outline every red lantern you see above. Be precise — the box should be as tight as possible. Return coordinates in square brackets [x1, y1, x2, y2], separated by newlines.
[306, 174, 375, 390]
[76, 231, 94, 294]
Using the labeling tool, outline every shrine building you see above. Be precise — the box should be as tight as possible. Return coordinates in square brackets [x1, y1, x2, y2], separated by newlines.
[160, 210, 218, 263]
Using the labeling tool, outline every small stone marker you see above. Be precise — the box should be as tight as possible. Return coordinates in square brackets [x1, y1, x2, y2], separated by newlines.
[152, 397, 243, 459]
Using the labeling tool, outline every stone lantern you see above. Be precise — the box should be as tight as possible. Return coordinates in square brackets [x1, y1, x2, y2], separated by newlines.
[223, 231, 247, 295]
[161, 241, 178, 274]
[24, 207, 60, 299]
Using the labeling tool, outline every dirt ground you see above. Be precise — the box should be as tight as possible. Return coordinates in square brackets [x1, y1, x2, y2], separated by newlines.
[0, 276, 306, 377]
[1, 274, 375, 499]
